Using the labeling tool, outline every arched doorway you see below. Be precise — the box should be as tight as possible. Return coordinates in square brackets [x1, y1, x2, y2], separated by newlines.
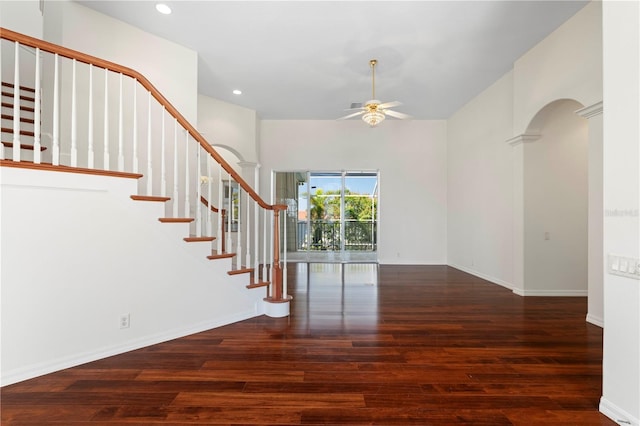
[522, 99, 589, 295]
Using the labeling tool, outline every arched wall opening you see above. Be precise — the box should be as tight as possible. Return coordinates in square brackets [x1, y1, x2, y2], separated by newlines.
[523, 99, 589, 296]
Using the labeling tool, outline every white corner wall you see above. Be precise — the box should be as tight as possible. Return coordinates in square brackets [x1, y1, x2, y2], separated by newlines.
[447, 1, 602, 296]
[259, 120, 447, 265]
[599, 1, 640, 424]
[447, 71, 515, 288]
[42, 0, 198, 123]
[198, 94, 259, 163]
[0, 167, 264, 385]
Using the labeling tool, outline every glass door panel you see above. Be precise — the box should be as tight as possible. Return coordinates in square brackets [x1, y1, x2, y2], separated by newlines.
[309, 173, 342, 252]
[344, 172, 378, 251]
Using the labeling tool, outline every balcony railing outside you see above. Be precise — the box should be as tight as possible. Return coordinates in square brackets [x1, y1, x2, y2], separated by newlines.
[297, 220, 377, 251]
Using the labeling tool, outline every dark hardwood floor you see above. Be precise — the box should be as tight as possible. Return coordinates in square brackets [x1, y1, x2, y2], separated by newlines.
[1, 264, 614, 425]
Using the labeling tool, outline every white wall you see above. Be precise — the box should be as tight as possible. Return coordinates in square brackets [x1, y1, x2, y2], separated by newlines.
[523, 99, 588, 296]
[259, 120, 447, 264]
[0, 167, 265, 385]
[42, 0, 198, 123]
[599, 1, 640, 424]
[0, 1, 43, 38]
[447, 71, 514, 288]
[198, 95, 259, 163]
[1, 1, 42, 99]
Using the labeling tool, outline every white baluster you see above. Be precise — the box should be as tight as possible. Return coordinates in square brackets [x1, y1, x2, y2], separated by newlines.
[195, 146, 202, 237]
[184, 131, 190, 218]
[103, 68, 109, 170]
[146, 91, 152, 195]
[254, 167, 260, 273]
[245, 190, 251, 268]
[207, 157, 213, 237]
[227, 173, 233, 253]
[160, 107, 166, 196]
[132, 81, 138, 173]
[52, 53, 60, 166]
[172, 119, 179, 217]
[87, 65, 94, 168]
[12, 42, 20, 162]
[236, 186, 243, 266]
[117, 73, 124, 171]
[33, 47, 41, 164]
[70, 59, 77, 167]
[217, 167, 223, 253]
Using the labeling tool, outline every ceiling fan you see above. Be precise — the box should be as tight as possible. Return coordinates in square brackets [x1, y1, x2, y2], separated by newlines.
[339, 59, 411, 127]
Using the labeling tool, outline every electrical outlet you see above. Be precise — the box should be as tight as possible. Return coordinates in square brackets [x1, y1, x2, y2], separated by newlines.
[119, 314, 130, 329]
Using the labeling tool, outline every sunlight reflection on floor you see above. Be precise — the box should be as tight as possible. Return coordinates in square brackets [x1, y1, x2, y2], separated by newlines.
[287, 263, 380, 330]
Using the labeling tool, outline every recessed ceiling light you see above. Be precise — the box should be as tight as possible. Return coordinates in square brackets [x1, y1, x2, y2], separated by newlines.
[155, 3, 172, 15]
[232, 89, 242, 95]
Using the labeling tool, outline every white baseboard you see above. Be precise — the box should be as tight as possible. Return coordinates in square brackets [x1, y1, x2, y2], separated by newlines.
[586, 313, 604, 328]
[600, 396, 639, 425]
[514, 289, 588, 297]
[448, 263, 588, 297]
[1, 309, 258, 387]
[447, 263, 514, 291]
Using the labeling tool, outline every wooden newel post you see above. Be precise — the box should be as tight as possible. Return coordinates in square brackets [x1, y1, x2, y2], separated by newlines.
[263, 204, 291, 316]
[271, 206, 284, 300]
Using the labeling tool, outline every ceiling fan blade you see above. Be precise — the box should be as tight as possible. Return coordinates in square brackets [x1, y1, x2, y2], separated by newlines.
[338, 111, 366, 120]
[378, 100, 402, 109]
[385, 109, 412, 119]
[350, 102, 363, 109]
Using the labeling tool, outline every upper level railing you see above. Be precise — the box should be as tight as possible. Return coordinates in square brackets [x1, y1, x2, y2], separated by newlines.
[0, 28, 289, 303]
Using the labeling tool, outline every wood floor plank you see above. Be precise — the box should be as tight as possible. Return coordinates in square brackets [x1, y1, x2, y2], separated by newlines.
[1, 264, 615, 425]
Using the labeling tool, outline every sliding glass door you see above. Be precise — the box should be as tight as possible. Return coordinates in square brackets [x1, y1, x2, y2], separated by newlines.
[275, 171, 378, 262]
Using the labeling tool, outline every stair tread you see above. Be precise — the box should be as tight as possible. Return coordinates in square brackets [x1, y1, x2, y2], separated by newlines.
[183, 236, 216, 242]
[1, 92, 35, 103]
[1, 127, 35, 137]
[130, 195, 171, 202]
[207, 251, 235, 260]
[1, 142, 46, 151]
[1, 82, 36, 93]
[1, 102, 35, 112]
[1, 114, 35, 124]
[246, 281, 270, 289]
[228, 267, 254, 276]
[158, 217, 194, 223]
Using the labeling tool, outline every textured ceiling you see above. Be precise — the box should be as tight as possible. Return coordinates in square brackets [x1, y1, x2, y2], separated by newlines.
[75, 1, 588, 120]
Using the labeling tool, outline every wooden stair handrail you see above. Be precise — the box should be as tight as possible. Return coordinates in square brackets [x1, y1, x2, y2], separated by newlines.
[200, 196, 220, 213]
[0, 27, 286, 214]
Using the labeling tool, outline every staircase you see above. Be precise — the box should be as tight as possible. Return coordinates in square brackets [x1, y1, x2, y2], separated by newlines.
[0, 27, 290, 386]
[1, 81, 45, 161]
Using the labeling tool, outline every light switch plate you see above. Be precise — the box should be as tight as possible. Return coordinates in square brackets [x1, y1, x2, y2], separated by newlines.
[607, 254, 640, 280]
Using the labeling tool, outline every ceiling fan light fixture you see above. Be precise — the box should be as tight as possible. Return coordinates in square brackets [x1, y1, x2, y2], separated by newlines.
[338, 59, 409, 125]
[362, 110, 385, 127]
